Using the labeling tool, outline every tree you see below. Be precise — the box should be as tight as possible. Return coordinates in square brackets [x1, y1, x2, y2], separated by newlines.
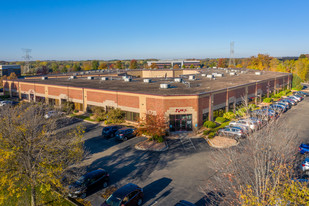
[173, 64, 180, 69]
[135, 112, 168, 142]
[105, 108, 125, 124]
[92, 60, 99, 70]
[201, 119, 308, 205]
[115, 60, 122, 69]
[0, 75, 7, 85]
[82, 61, 92, 70]
[217, 58, 227, 68]
[129, 59, 138, 69]
[299, 54, 307, 59]
[7, 72, 17, 80]
[72, 63, 81, 72]
[150, 63, 158, 69]
[0, 103, 85, 206]
[98, 62, 108, 70]
[190, 64, 194, 69]
[182, 65, 186, 69]
[51, 62, 59, 73]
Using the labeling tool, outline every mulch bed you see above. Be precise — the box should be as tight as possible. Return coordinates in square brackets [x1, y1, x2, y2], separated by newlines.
[135, 140, 167, 151]
[208, 136, 238, 148]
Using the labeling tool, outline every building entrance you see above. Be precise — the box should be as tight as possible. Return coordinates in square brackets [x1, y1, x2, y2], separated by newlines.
[169, 114, 192, 131]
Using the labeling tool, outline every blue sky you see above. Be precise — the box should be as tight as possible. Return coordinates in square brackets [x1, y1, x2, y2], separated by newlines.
[1, 0, 309, 61]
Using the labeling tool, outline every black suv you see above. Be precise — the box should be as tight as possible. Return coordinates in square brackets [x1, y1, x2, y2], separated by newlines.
[102, 183, 143, 206]
[102, 125, 122, 138]
[115, 128, 136, 141]
[68, 169, 109, 199]
[175, 200, 196, 206]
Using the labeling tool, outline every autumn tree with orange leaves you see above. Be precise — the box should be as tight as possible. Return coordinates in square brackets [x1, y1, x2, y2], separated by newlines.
[135, 112, 168, 142]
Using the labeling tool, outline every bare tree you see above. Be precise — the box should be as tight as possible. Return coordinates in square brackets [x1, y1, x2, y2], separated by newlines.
[201, 118, 309, 205]
[0, 103, 86, 206]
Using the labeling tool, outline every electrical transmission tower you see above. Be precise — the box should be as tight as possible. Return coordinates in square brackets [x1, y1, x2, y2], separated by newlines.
[22, 48, 32, 73]
[228, 41, 235, 68]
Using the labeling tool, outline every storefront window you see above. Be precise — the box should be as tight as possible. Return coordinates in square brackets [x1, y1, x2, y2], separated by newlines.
[169, 114, 192, 132]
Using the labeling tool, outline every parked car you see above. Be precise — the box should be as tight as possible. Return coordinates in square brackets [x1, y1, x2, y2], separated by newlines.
[293, 91, 308, 97]
[299, 143, 309, 154]
[102, 125, 122, 138]
[292, 94, 303, 101]
[102, 183, 143, 206]
[269, 104, 285, 113]
[68, 169, 109, 199]
[44, 110, 64, 119]
[301, 158, 309, 172]
[0, 100, 18, 107]
[248, 117, 264, 127]
[115, 128, 136, 141]
[281, 98, 297, 106]
[288, 95, 302, 102]
[273, 102, 289, 111]
[218, 126, 246, 139]
[175, 200, 196, 206]
[276, 101, 291, 110]
[230, 119, 259, 131]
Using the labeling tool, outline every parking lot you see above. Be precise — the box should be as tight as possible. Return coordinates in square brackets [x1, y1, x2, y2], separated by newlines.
[59, 96, 309, 206]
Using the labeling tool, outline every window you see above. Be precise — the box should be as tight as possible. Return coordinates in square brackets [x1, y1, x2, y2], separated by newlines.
[21, 93, 28, 100]
[202, 113, 209, 122]
[123, 111, 139, 122]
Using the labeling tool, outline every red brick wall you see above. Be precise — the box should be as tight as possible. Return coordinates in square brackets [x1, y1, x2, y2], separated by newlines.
[248, 85, 255, 94]
[118, 94, 139, 109]
[48, 86, 67, 96]
[68, 88, 83, 100]
[214, 91, 227, 105]
[21, 83, 35, 92]
[87, 91, 117, 103]
[35, 85, 45, 94]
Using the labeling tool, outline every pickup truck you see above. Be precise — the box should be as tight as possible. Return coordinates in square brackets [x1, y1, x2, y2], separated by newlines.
[299, 143, 309, 154]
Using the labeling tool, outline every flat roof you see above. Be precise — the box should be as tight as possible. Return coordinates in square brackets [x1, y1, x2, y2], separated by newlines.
[16, 69, 290, 96]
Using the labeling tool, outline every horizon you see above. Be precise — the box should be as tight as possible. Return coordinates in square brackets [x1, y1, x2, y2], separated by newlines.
[1, 0, 309, 61]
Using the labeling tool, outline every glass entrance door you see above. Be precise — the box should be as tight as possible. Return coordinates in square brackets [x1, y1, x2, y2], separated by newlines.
[169, 114, 192, 131]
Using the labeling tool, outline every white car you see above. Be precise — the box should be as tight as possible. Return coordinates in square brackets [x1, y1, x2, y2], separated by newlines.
[0, 100, 13, 107]
[44, 111, 62, 119]
[301, 158, 309, 172]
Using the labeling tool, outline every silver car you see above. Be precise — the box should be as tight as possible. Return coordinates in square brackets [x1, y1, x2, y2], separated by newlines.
[229, 120, 254, 132]
[218, 126, 246, 139]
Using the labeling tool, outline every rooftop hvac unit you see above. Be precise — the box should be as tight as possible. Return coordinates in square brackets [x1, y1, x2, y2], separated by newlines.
[124, 77, 132, 82]
[73, 73, 78, 76]
[189, 75, 196, 80]
[70, 76, 77, 79]
[80, 72, 85, 75]
[143, 79, 151, 83]
[206, 74, 214, 78]
[101, 77, 108, 81]
[41, 77, 48, 80]
[174, 78, 182, 82]
[85, 71, 90, 74]
[201, 73, 207, 77]
[216, 74, 223, 77]
[212, 73, 217, 76]
[160, 83, 170, 89]
[255, 72, 262, 75]
[87, 76, 94, 80]
[230, 72, 236, 76]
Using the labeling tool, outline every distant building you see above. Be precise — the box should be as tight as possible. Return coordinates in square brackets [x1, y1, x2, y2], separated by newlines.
[147, 60, 200, 69]
[0, 65, 21, 77]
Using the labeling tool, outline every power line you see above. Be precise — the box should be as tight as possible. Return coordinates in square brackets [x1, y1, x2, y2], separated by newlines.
[228, 41, 235, 67]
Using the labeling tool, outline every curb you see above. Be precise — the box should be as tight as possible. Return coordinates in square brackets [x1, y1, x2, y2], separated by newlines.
[205, 137, 239, 148]
[135, 140, 169, 152]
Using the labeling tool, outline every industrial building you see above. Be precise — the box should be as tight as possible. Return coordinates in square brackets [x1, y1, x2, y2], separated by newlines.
[0, 65, 21, 77]
[147, 60, 200, 69]
[3, 68, 291, 131]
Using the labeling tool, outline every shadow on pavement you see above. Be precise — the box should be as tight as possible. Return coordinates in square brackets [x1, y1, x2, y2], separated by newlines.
[142, 177, 172, 204]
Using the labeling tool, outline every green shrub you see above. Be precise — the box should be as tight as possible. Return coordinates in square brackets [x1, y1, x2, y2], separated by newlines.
[208, 132, 215, 139]
[203, 130, 211, 135]
[215, 117, 226, 124]
[105, 108, 124, 124]
[74, 109, 78, 113]
[153, 135, 165, 143]
[203, 121, 216, 128]
[223, 112, 236, 120]
[263, 98, 272, 103]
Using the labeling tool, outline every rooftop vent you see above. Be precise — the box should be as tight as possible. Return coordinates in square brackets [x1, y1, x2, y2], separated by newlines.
[206, 74, 214, 78]
[101, 77, 108, 81]
[255, 72, 262, 75]
[87, 76, 94, 80]
[143, 79, 151, 83]
[160, 83, 170, 89]
[174, 78, 182, 83]
[85, 71, 90, 74]
[230, 72, 236, 76]
[41, 77, 48, 80]
[189, 75, 196, 80]
[80, 72, 85, 75]
[70, 76, 77, 79]
[124, 77, 132, 82]
[201, 73, 207, 77]
[215, 74, 223, 77]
